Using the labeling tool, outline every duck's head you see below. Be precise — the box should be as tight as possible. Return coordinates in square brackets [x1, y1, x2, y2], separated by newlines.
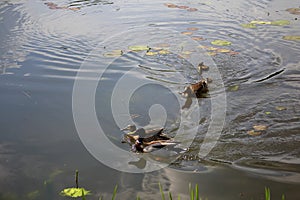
[122, 133, 139, 145]
[121, 124, 137, 132]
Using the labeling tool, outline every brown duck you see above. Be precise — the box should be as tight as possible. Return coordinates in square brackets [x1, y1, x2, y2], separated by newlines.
[122, 127, 175, 153]
[181, 79, 209, 98]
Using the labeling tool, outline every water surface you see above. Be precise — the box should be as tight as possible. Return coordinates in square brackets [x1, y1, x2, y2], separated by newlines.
[0, 0, 299, 199]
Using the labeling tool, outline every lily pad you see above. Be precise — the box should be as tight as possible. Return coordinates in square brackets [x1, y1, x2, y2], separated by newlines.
[211, 39, 231, 46]
[206, 52, 217, 56]
[178, 5, 189, 9]
[103, 50, 123, 57]
[286, 8, 300, 15]
[69, 7, 80, 11]
[187, 27, 199, 31]
[250, 20, 271, 25]
[265, 111, 271, 115]
[228, 51, 239, 55]
[217, 48, 231, 53]
[187, 8, 198, 12]
[60, 188, 91, 197]
[181, 31, 193, 35]
[145, 51, 158, 56]
[158, 50, 170, 55]
[247, 130, 261, 136]
[228, 85, 239, 91]
[164, 3, 177, 8]
[275, 106, 286, 111]
[201, 46, 218, 51]
[155, 43, 170, 48]
[282, 35, 300, 41]
[192, 36, 204, 41]
[181, 51, 192, 55]
[270, 20, 290, 26]
[241, 23, 257, 28]
[128, 45, 150, 51]
[253, 125, 267, 131]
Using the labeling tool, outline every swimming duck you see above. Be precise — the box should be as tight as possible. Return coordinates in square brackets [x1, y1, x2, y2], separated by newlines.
[181, 79, 208, 98]
[121, 124, 164, 136]
[122, 128, 175, 153]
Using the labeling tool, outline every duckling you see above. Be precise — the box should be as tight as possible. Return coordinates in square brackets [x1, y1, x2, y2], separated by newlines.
[181, 79, 208, 98]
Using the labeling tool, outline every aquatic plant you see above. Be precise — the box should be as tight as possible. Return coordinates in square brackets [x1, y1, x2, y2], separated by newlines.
[60, 170, 91, 199]
[265, 187, 285, 200]
[60, 171, 286, 200]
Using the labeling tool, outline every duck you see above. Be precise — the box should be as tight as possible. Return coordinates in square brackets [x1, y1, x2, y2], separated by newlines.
[121, 127, 175, 153]
[121, 124, 164, 136]
[180, 79, 208, 98]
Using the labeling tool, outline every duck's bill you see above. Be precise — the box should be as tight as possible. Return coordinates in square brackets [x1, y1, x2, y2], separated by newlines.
[121, 126, 130, 131]
[121, 124, 136, 131]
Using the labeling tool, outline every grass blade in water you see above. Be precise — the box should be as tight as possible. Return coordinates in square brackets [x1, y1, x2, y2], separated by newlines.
[159, 182, 166, 200]
[168, 192, 173, 200]
[265, 187, 270, 200]
[195, 184, 199, 200]
[189, 183, 194, 200]
[112, 185, 118, 200]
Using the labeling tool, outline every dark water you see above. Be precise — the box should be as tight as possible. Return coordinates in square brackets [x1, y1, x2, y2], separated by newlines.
[0, 0, 300, 199]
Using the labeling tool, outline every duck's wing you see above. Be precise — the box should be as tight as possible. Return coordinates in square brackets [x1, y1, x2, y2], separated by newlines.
[142, 128, 170, 143]
[142, 141, 177, 153]
[144, 128, 163, 135]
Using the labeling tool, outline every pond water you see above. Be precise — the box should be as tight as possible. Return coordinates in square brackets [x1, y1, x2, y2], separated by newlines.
[0, 0, 300, 199]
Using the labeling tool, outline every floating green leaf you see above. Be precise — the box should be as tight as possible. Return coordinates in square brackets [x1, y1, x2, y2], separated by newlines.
[270, 20, 290, 26]
[158, 50, 170, 55]
[282, 35, 300, 41]
[253, 125, 267, 131]
[206, 52, 217, 56]
[187, 27, 199, 31]
[275, 106, 286, 111]
[103, 50, 123, 57]
[181, 51, 192, 55]
[181, 31, 193, 35]
[128, 45, 150, 51]
[145, 51, 158, 56]
[241, 23, 257, 28]
[211, 39, 231, 46]
[265, 111, 271, 115]
[247, 130, 261, 136]
[250, 20, 271, 25]
[60, 188, 91, 197]
[228, 85, 239, 91]
[248, 20, 290, 26]
[164, 3, 177, 8]
[192, 36, 204, 41]
[187, 8, 198, 12]
[217, 48, 231, 53]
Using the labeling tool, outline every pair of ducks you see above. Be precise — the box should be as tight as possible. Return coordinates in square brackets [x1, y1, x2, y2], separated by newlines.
[121, 125, 176, 153]
[122, 78, 209, 153]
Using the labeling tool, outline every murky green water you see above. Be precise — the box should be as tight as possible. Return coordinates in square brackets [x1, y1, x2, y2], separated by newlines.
[0, 0, 299, 199]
